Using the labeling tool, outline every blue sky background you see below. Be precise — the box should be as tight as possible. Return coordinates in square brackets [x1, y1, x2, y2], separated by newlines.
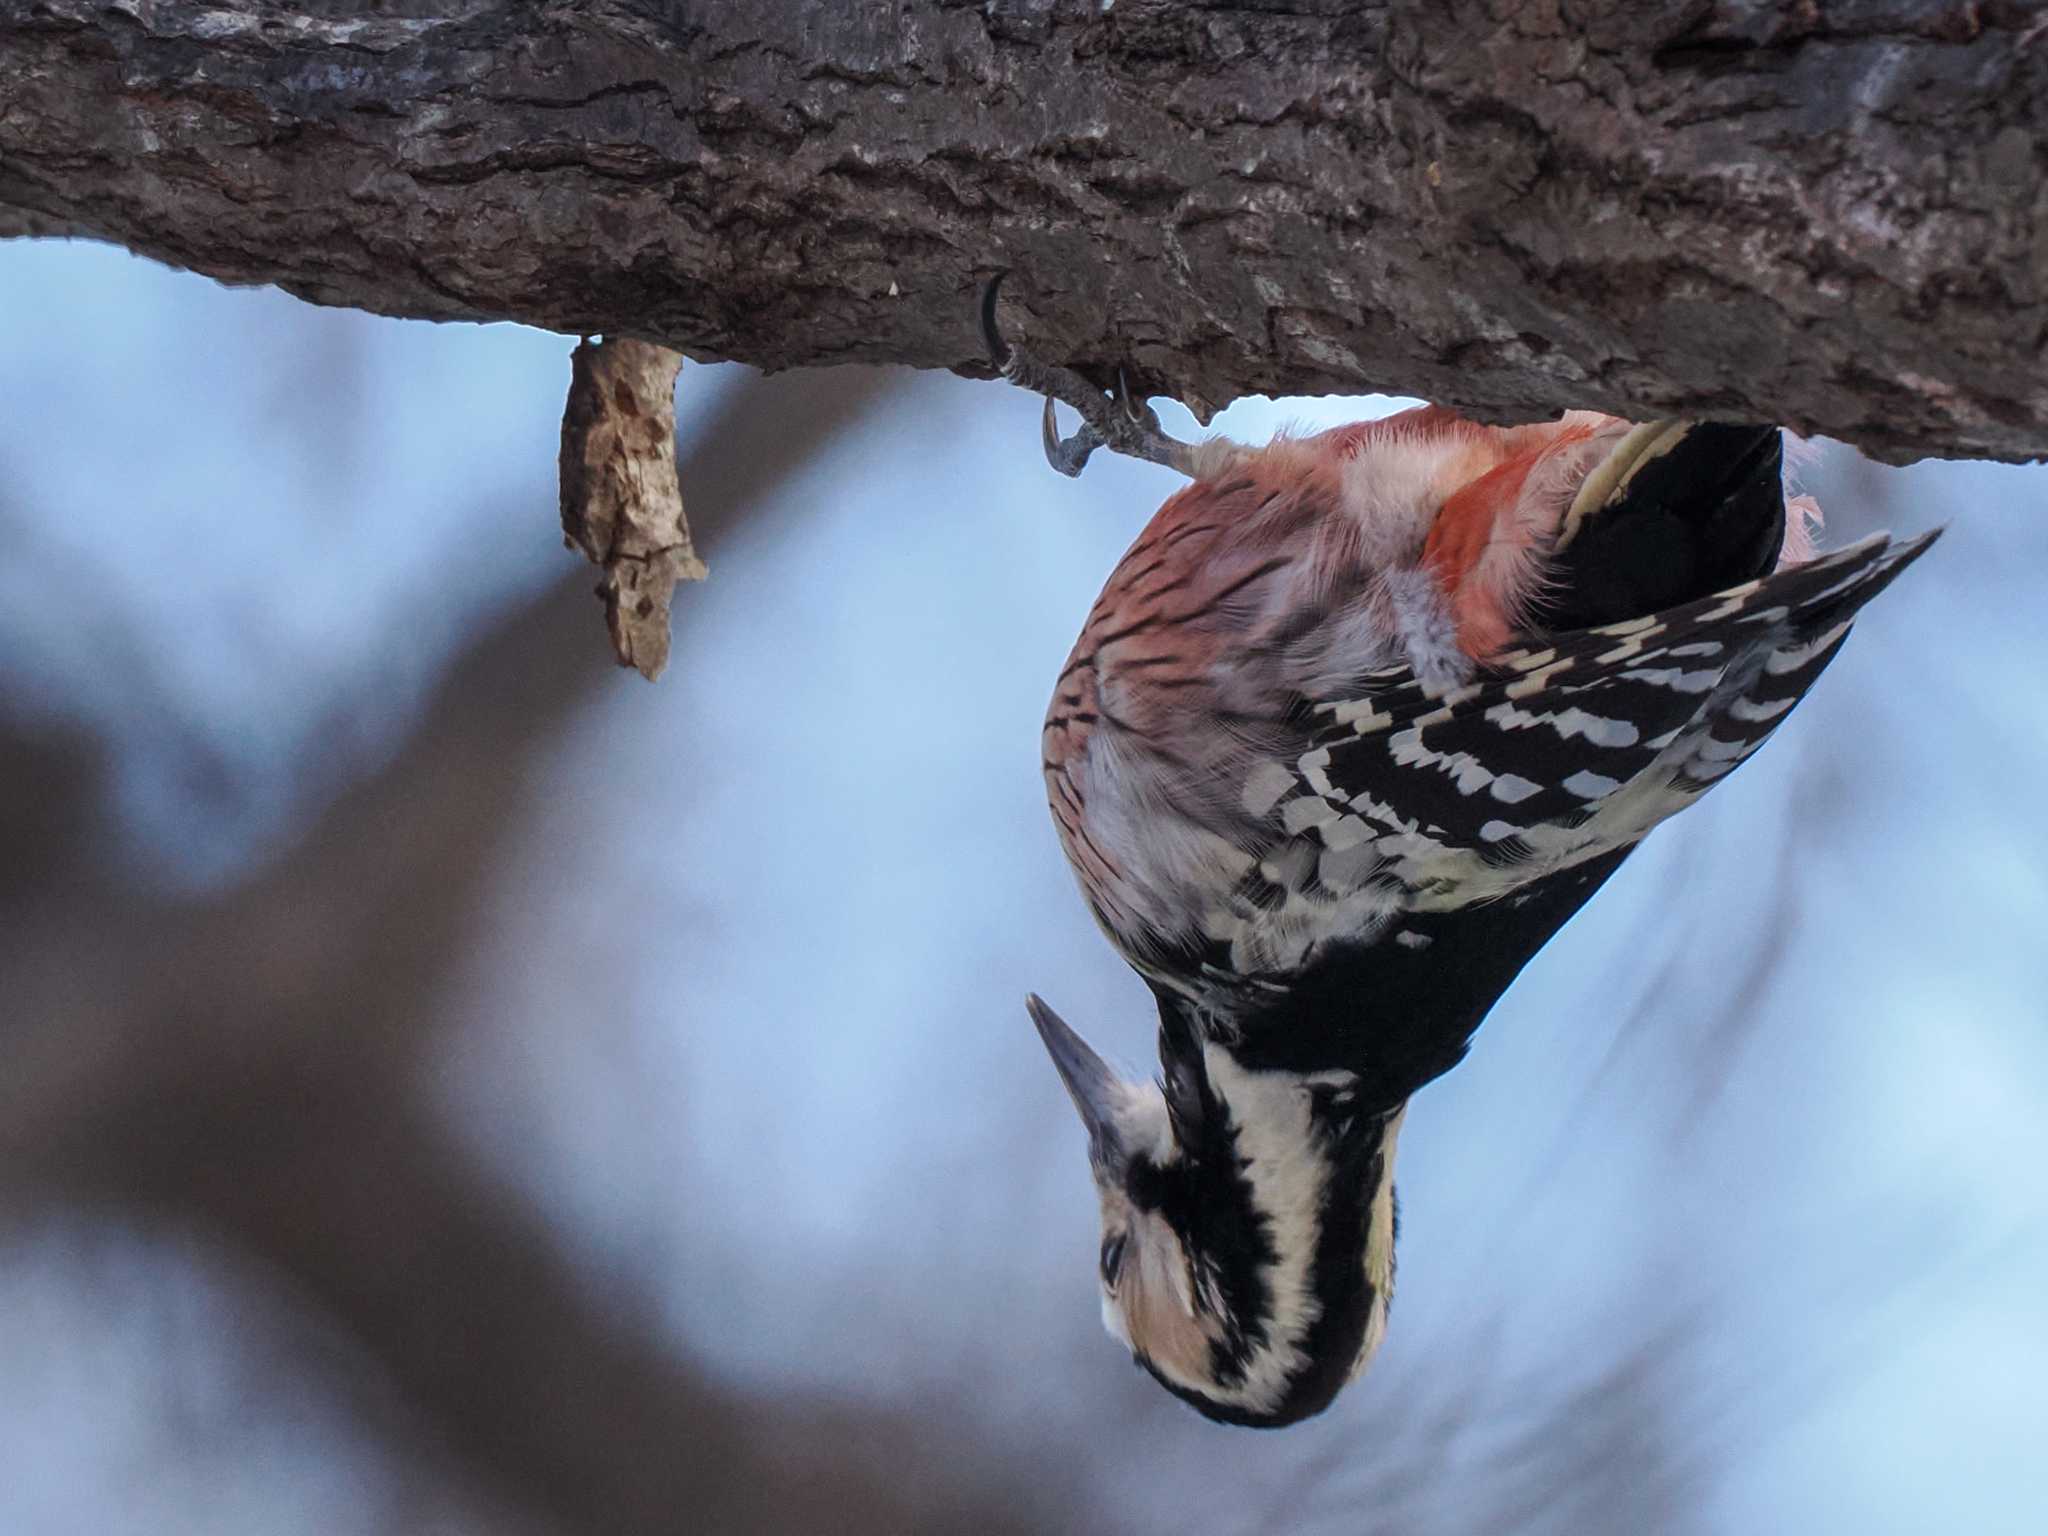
[2, 239, 2043, 1535]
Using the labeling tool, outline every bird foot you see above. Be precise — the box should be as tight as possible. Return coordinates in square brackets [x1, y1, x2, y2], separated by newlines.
[981, 275, 1194, 478]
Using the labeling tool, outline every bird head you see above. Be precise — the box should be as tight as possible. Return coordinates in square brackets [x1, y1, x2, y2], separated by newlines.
[1027, 993, 1403, 1428]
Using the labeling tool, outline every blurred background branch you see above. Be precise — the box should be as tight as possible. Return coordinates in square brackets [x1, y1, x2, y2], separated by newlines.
[0, 358, 1065, 1535]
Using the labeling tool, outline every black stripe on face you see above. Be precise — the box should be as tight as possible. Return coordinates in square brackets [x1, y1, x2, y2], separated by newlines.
[1131, 1015, 1275, 1390]
[1130, 1006, 1413, 1428]
[1133, 1080, 1400, 1429]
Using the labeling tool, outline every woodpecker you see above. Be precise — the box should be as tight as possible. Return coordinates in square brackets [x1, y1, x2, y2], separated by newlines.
[1020, 390, 1937, 1427]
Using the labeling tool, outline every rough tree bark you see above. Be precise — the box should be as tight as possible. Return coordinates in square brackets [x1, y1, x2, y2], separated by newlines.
[1, 0, 2043, 463]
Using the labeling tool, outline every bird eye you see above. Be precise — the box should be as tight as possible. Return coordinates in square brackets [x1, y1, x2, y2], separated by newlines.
[1100, 1232, 1129, 1287]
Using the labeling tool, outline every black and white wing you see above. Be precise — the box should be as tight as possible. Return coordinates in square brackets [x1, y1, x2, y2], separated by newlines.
[1167, 531, 1938, 1090]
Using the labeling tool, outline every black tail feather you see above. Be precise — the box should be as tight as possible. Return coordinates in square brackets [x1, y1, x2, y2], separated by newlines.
[1545, 422, 1786, 632]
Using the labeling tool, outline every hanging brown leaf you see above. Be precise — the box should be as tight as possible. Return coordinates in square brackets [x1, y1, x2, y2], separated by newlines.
[559, 337, 707, 681]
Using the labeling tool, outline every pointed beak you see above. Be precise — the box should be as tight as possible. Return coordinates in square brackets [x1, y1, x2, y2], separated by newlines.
[1026, 993, 1128, 1177]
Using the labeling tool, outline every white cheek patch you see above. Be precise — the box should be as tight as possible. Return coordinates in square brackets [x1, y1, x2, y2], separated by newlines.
[1101, 1289, 1133, 1349]
[1106, 1210, 1218, 1388]
[1095, 1082, 1185, 1356]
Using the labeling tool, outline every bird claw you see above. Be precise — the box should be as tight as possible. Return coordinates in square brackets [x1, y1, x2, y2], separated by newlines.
[1042, 397, 1100, 478]
[983, 274, 1193, 478]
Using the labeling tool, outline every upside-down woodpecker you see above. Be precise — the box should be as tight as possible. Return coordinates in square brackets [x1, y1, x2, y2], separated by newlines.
[1027, 405, 1936, 1427]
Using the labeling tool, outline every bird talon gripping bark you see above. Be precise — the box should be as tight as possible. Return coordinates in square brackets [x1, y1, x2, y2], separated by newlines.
[981, 273, 1193, 477]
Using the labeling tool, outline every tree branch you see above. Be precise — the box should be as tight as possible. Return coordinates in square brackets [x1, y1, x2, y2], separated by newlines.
[2, 0, 2043, 462]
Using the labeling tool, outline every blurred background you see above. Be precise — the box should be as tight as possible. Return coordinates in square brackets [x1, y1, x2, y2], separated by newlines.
[1, 238, 2043, 1536]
